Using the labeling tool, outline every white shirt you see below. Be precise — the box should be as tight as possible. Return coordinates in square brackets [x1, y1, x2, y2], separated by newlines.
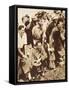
[18, 32, 27, 48]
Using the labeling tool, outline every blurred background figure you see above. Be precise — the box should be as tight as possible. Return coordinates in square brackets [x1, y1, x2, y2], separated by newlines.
[22, 15, 33, 45]
[32, 16, 43, 46]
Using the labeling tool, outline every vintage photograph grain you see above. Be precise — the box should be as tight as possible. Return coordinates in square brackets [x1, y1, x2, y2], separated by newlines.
[17, 8, 66, 82]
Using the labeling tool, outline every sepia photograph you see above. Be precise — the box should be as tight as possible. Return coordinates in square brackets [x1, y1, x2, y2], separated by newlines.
[17, 6, 67, 83]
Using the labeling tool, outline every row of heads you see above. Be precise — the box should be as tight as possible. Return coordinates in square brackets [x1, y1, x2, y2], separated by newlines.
[18, 10, 64, 31]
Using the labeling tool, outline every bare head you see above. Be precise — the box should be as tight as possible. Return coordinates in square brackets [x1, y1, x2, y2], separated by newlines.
[18, 25, 25, 34]
[22, 15, 30, 26]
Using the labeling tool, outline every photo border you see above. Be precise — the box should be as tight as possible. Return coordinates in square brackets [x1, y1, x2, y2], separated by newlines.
[14, 5, 67, 85]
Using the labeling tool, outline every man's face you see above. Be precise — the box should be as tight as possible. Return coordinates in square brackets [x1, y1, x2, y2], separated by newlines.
[43, 14, 47, 20]
[39, 19, 43, 26]
[58, 21, 63, 29]
[23, 17, 29, 24]
[20, 27, 25, 34]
